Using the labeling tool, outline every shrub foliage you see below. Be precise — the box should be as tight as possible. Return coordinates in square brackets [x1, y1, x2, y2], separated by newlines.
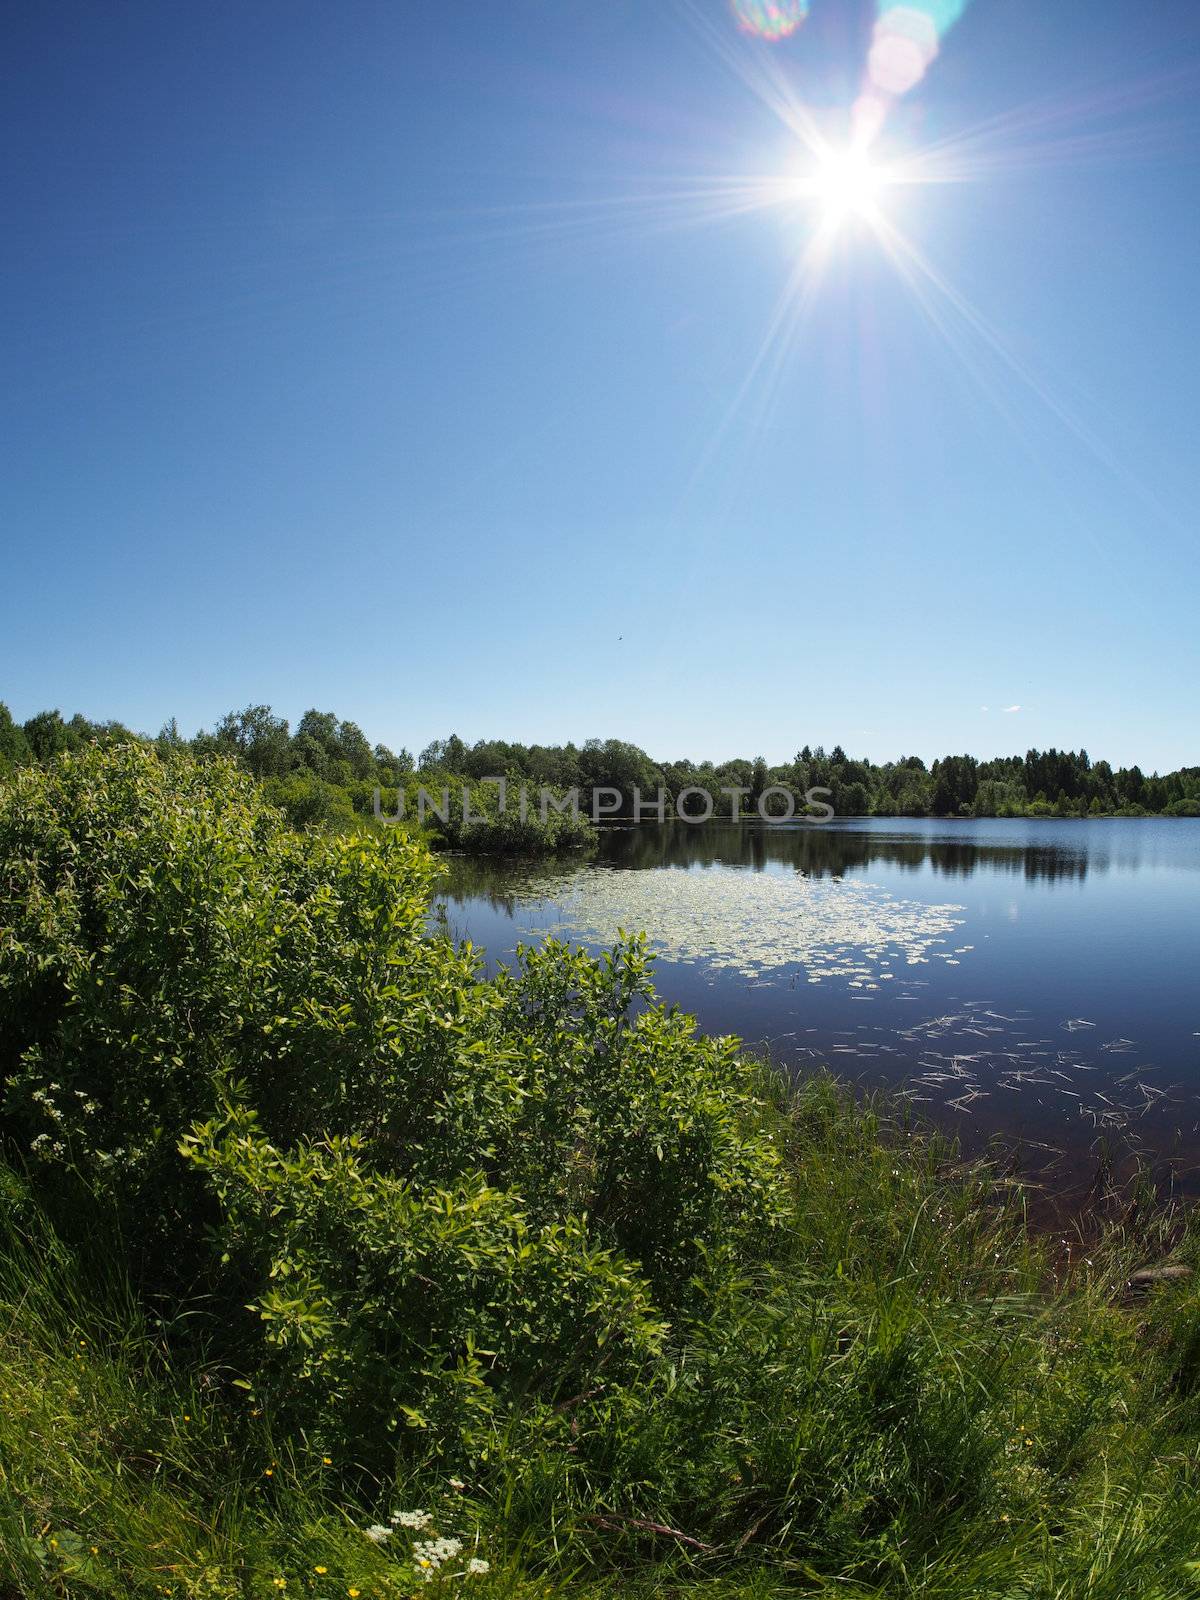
[0, 743, 784, 1466]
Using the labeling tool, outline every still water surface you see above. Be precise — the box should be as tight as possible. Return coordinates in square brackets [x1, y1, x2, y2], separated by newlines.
[438, 819, 1200, 1193]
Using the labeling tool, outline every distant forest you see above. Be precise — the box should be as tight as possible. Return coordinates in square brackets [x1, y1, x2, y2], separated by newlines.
[4, 702, 1198, 826]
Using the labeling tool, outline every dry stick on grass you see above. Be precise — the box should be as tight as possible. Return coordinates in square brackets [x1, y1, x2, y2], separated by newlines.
[581, 1514, 715, 1553]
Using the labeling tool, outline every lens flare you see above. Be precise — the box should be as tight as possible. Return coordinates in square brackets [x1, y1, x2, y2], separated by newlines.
[880, 0, 964, 32]
[870, 6, 939, 97]
[731, 0, 809, 43]
[851, 90, 890, 148]
[862, 0, 972, 134]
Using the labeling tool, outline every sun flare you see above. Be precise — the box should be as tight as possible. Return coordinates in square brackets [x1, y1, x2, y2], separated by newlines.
[809, 146, 886, 224]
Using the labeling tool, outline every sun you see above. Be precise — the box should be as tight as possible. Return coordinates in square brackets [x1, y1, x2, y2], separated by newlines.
[809, 146, 886, 224]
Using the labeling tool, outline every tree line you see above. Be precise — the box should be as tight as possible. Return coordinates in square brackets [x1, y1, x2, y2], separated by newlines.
[2, 700, 1198, 820]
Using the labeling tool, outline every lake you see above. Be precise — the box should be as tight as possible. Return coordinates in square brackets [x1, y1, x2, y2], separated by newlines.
[437, 818, 1200, 1198]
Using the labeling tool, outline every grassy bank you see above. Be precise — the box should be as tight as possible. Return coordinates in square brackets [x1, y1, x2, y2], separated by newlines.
[6, 1084, 1200, 1598]
[4, 745, 1200, 1598]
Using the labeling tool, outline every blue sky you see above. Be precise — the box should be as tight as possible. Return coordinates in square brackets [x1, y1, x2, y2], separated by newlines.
[3, 0, 1198, 769]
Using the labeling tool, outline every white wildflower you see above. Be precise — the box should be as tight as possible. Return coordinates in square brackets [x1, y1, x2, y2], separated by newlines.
[466, 1557, 489, 1575]
[364, 1523, 393, 1543]
[390, 1509, 432, 1529]
[413, 1536, 462, 1568]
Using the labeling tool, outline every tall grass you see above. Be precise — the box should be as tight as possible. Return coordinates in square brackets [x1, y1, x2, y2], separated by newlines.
[0, 1164, 510, 1599]
[5, 1081, 1200, 1597]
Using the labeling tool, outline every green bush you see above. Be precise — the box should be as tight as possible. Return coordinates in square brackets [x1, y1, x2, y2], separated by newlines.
[0, 743, 786, 1462]
[182, 1108, 668, 1461]
[262, 770, 359, 831]
[369, 772, 596, 854]
[456, 802, 595, 853]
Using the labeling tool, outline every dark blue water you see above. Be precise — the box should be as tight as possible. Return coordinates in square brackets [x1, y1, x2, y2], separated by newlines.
[439, 818, 1200, 1192]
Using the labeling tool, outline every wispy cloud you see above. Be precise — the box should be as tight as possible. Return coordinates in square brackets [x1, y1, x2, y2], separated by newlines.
[1003, 704, 1022, 714]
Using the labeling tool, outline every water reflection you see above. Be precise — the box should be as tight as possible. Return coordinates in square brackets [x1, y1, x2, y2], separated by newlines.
[590, 821, 1093, 883]
[438, 820, 1104, 908]
[437, 818, 1200, 1200]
